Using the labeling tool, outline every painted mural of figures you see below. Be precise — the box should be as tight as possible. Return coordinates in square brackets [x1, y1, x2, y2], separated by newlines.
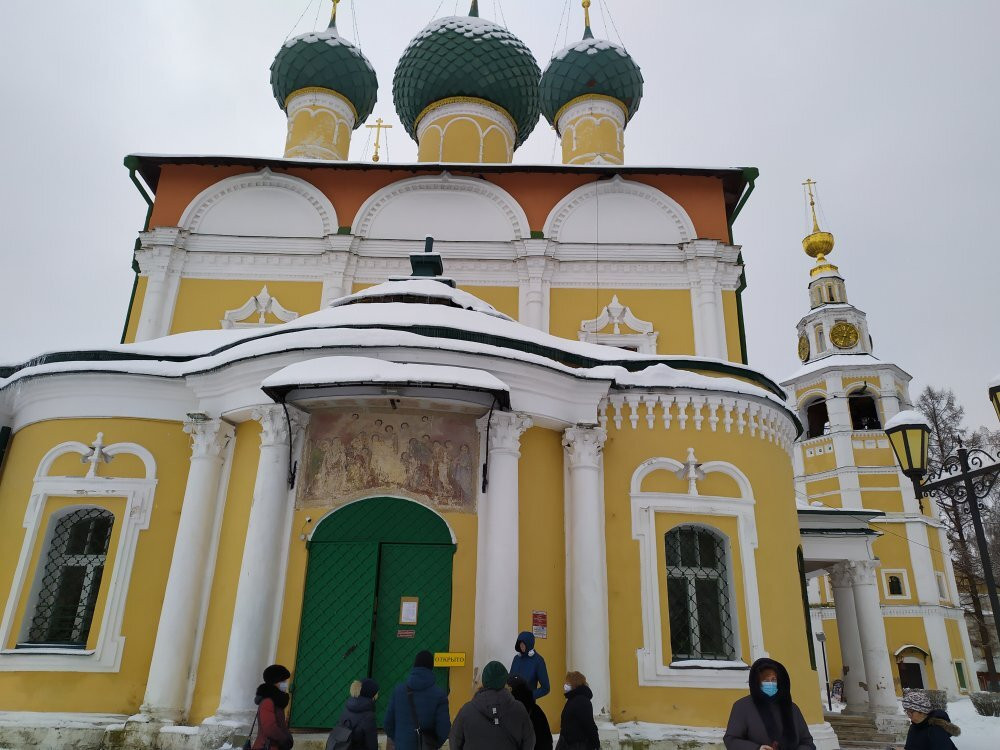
[346, 432, 373, 488]
[405, 435, 434, 489]
[303, 436, 346, 501]
[371, 423, 403, 482]
[450, 443, 474, 501]
[432, 440, 449, 493]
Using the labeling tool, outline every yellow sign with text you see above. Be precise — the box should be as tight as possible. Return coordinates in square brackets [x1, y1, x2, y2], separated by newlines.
[433, 652, 466, 668]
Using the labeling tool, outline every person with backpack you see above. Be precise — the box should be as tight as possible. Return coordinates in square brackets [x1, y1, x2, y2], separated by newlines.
[509, 674, 552, 750]
[509, 631, 550, 699]
[326, 678, 379, 750]
[449, 661, 535, 750]
[384, 651, 450, 750]
[555, 671, 599, 750]
[251, 664, 295, 750]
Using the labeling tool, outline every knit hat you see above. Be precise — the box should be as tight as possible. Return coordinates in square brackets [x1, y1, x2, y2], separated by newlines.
[902, 691, 932, 714]
[350, 678, 380, 699]
[482, 661, 509, 690]
[414, 650, 435, 670]
[263, 664, 291, 685]
[565, 671, 587, 690]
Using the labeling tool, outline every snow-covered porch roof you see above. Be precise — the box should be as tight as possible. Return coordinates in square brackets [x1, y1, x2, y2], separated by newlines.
[798, 505, 884, 575]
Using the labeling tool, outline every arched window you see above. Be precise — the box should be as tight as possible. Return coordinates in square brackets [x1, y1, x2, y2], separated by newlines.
[888, 575, 904, 596]
[24, 508, 114, 647]
[665, 526, 736, 661]
[815, 325, 826, 353]
[805, 397, 831, 439]
[849, 390, 881, 431]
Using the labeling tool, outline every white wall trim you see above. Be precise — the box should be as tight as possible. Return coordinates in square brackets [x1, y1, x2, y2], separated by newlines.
[0, 435, 157, 672]
[630, 455, 765, 688]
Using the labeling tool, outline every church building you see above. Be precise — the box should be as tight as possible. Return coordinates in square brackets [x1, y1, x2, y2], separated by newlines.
[0, 2, 971, 749]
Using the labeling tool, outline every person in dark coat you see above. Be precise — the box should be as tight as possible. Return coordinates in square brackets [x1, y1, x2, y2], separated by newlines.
[723, 658, 814, 750]
[902, 692, 960, 750]
[449, 661, 535, 750]
[556, 671, 599, 750]
[335, 678, 379, 750]
[384, 651, 450, 750]
[510, 631, 551, 699]
[509, 674, 553, 750]
[253, 664, 295, 750]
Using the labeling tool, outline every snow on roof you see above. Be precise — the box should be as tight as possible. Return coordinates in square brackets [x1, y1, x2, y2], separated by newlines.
[262, 356, 509, 393]
[329, 279, 511, 319]
[885, 409, 930, 431]
[783, 353, 902, 383]
[553, 36, 630, 61]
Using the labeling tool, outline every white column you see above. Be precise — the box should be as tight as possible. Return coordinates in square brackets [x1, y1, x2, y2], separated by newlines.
[684, 241, 728, 360]
[848, 560, 900, 715]
[134, 233, 184, 342]
[474, 412, 532, 674]
[142, 419, 234, 721]
[829, 563, 870, 714]
[516, 248, 551, 333]
[214, 406, 295, 721]
[563, 425, 611, 717]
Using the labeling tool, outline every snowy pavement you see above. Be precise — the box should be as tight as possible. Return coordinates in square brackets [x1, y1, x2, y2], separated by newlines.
[948, 699, 998, 750]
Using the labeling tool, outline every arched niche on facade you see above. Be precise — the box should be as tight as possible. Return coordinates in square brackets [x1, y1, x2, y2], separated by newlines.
[848, 387, 881, 431]
[543, 176, 696, 245]
[179, 168, 338, 238]
[351, 173, 530, 242]
[803, 396, 831, 439]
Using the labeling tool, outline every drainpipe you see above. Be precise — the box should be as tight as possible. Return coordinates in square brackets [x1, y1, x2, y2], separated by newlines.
[728, 167, 758, 365]
[121, 156, 155, 344]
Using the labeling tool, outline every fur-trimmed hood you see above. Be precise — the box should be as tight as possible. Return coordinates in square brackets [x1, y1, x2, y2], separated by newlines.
[925, 710, 961, 737]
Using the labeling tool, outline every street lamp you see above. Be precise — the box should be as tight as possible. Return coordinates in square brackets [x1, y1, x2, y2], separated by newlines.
[816, 631, 832, 711]
[885, 409, 1000, 691]
[990, 375, 1000, 425]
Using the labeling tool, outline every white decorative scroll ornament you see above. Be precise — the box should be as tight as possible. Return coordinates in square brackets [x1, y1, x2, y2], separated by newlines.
[220, 286, 299, 329]
[578, 295, 659, 354]
[562, 426, 607, 469]
[675, 448, 706, 496]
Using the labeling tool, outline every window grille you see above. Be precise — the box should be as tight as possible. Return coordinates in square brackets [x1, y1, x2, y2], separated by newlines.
[665, 526, 736, 661]
[887, 575, 904, 596]
[24, 508, 114, 647]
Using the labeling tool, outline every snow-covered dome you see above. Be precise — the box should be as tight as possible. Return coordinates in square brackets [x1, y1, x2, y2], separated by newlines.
[392, 5, 541, 148]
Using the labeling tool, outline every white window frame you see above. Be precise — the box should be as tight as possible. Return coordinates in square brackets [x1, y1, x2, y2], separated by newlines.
[631, 455, 764, 688]
[578, 295, 659, 354]
[881, 569, 911, 600]
[0, 435, 156, 672]
[954, 659, 969, 692]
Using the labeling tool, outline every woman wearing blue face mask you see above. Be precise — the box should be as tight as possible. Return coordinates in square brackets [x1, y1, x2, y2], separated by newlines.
[723, 658, 815, 750]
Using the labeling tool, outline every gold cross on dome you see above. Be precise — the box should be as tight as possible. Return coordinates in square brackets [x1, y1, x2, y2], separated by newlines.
[583, 0, 592, 28]
[802, 178, 820, 232]
[366, 117, 393, 162]
[331, 0, 341, 23]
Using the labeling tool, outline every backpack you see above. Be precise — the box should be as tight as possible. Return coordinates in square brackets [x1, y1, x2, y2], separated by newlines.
[325, 718, 361, 750]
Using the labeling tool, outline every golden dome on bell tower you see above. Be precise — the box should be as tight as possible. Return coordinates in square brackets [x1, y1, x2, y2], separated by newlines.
[801, 178, 839, 276]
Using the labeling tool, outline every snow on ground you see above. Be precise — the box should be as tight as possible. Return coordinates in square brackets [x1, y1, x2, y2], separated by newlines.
[949, 699, 999, 750]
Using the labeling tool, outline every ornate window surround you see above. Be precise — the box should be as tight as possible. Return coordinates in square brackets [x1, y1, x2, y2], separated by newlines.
[0, 434, 156, 672]
[630, 454, 766, 688]
[880, 568, 911, 600]
[220, 285, 299, 329]
[578, 295, 659, 354]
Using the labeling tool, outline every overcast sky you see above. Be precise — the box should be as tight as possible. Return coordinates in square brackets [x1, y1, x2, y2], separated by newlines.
[0, 1, 997, 428]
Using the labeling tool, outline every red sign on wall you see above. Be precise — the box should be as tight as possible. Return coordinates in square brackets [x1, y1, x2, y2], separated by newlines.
[531, 611, 547, 639]
[397, 629, 416, 639]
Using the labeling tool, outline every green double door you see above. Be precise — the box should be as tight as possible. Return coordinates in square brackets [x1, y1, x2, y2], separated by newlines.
[290, 498, 454, 730]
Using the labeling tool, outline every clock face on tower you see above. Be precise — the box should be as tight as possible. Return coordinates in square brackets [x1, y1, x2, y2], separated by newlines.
[798, 335, 810, 362]
[831, 321, 860, 349]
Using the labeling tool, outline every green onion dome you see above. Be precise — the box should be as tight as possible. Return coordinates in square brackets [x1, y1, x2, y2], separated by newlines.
[540, 29, 643, 129]
[393, 14, 541, 148]
[270, 19, 378, 126]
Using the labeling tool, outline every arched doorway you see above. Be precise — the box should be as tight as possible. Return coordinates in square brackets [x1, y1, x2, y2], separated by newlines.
[290, 497, 455, 730]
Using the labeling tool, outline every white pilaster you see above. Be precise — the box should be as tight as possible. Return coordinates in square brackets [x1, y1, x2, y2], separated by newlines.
[516, 244, 552, 333]
[213, 406, 297, 721]
[848, 560, 900, 716]
[474, 412, 532, 674]
[683, 241, 728, 360]
[142, 419, 234, 721]
[829, 563, 870, 714]
[134, 231, 185, 341]
[563, 425, 611, 716]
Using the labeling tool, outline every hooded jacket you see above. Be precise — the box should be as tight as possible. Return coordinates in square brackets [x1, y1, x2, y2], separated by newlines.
[509, 631, 551, 699]
[510, 676, 553, 750]
[904, 709, 960, 750]
[384, 667, 450, 750]
[558, 685, 600, 750]
[337, 695, 378, 750]
[723, 659, 814, 750]
[449, 686, 536, 750]
[253, 684, 294, 750]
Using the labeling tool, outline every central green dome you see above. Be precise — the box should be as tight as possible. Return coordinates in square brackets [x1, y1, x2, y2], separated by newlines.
[270, 20, 378, 126]
[393, 14, 541, 148]
[540, 31, 643, 129]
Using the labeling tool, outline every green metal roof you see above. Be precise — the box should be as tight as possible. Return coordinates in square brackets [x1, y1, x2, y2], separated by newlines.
[270, 21, 378, 125]
[540, 31, 643, 127]
[392, 15, 541, 148]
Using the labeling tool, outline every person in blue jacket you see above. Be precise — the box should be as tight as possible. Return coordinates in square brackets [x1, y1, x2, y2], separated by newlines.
[384, 651, 450, 750]
[509, 631, 550, 699]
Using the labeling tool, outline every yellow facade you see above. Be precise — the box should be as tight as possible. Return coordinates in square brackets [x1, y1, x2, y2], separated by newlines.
[416, 97, 515, 164]
[557, 95, 626, 165]
[169, 279, 324, 336]
[284, 87, 356, 161]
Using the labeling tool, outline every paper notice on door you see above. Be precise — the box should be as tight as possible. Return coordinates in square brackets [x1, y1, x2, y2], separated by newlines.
[400, 597, 419, 625]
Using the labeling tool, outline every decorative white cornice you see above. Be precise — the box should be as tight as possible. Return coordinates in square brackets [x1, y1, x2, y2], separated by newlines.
[285, 88, 357, 129]
[563, 425, 607, 469]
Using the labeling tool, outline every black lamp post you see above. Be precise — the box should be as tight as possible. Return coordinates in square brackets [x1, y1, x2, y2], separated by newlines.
[990, 377, 1000, 425]
[886, 409, 1000, 691]
[816, 631, 832, 711]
